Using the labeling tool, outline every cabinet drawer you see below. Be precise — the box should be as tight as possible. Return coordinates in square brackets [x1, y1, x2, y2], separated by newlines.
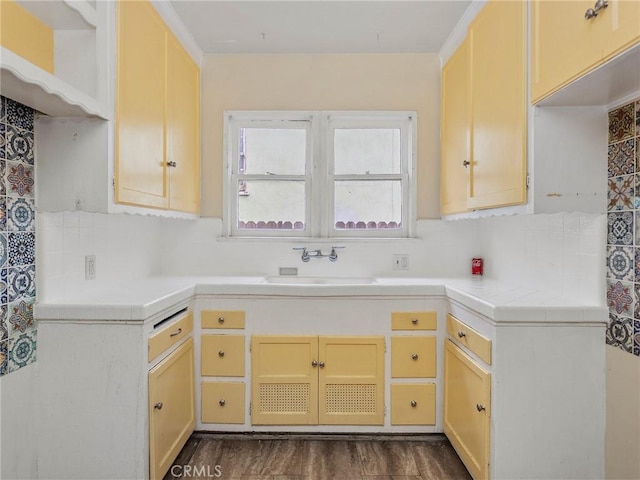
[202, 310, 245, 329]
[202, 335, 245, 376]
[447, 314, 491, 365]
[391, 311, 437, 331]
[391, 383, 436, 425]
[201, 381, 245, 424]
[391, 336, 437, 378]
[148, 312, 193, 362]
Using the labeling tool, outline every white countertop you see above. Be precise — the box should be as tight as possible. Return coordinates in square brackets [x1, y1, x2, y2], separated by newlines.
[34, 275, 607, 324]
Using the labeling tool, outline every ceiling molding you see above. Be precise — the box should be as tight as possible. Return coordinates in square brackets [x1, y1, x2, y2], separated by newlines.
[150, 0, 204, 66]
[438, 0, 486, 66]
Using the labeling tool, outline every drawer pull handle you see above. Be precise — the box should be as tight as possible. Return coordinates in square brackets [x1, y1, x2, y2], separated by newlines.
[462, 160, 470, 168]
[585, 0, 608, 19]
[411, 318, 418, 325]
[318, 361, 325, 368]
[411, 353, 419, 360]
[169, 328, 182, 337]
[411, 400, 418, 408]
[166, 161, 177, 168]
[311, 360, 318, 367]
[218, 350, 225, 357]
[457, 331, 466, 338]
[476, 403, 486, 412]
[154, 402, 163, 410]
[218, 317, 225, 324]
[219, 399, 226, 406]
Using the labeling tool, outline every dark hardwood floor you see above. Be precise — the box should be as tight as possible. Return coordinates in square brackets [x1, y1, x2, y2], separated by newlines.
[164, 434, 472, 480]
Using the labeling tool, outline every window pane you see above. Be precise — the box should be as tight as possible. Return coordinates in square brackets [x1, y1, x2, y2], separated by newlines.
[334, 129, 401, 174]
[237, 180, 305, 230]
[240, 128, 306, 175]
[334, 180, 402, 229]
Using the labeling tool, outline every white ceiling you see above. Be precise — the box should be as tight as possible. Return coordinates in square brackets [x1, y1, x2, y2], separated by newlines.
[169, 1, 472, 54]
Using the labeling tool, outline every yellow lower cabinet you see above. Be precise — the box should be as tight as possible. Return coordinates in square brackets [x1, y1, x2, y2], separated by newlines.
[201, 334, 245, 376]
[251, 335, 384, 426]
[251, 335, 319, 425]
[201, 310, 245, 329]
[391, 384, 436, 426]
[391, 336, 437, 378]
[444, 339, 491, 480]
[318, 336, 384, 426]
[201, 382, 245, 424]
[148, 338, 195, 480]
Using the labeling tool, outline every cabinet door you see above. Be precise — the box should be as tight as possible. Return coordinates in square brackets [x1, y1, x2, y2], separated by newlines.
[444, 340, 490, 480]
[251, 335, 318, 425]
[166, 33, 200, 213]
[468, 0, 527, 210]
[318, 336, 384, 425]
[531, 0, 603, 103]
[115, 0, 168, 209]
[600, 0, 640, 60]
[441, 38, 469, 215]
[148, 338, 195, 480]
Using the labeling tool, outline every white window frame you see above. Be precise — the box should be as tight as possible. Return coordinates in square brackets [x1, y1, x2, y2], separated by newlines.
[223, 111, 417, 238]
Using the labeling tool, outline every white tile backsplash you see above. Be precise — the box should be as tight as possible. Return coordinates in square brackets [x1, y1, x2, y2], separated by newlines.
[37, 210, 606, 304]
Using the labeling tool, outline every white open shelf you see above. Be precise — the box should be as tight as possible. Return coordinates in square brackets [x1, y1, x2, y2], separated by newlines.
[15, 0, 97, 30]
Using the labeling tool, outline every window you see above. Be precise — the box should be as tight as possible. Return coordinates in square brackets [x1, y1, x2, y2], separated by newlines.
[224, 111, 416, 238]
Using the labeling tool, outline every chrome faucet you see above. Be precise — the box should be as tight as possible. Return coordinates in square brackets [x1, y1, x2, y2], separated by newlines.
[293, 246, 344, 262]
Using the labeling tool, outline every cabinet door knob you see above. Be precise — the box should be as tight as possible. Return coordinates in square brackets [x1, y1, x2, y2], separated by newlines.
[166, 161, 177, 168]
[218, 317, 225, 324]
[411, 353, 419, 360]
[169, 327, 182, 337]
[476, 403, 486, 412]
[411, 318, 418, 325]
[462, 160, 470, 168]
[410, 400, 418, 407]
[311, 360, 318, 367]
[585, 0, 608, 19]
[318, 361, 325, 368]
[457, 331, 466, 338]
[218, 350, 225, 357]
[154, 402, 163, 410]
[219, 399, 226, 406]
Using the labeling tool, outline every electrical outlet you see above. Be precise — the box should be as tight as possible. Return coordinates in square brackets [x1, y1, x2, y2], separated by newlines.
[85, 255, 96, 280]
[392, 254, 409, 270]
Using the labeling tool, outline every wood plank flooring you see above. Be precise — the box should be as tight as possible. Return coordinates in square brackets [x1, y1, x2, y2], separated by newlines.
[164, 434, 472, 480]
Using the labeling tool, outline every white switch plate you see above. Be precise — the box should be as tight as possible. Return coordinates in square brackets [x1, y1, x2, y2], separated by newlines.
[85, 255, 96, 280]
[392, 254, 409, 270]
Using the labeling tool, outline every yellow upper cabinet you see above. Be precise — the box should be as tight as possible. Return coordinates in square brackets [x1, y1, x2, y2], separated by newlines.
[441, 38, 470, 215]
[115, 0, 200, 213]
[467, 0, 527, 210]
[531, 0, 640, 103]
[166, 34, 201, 214]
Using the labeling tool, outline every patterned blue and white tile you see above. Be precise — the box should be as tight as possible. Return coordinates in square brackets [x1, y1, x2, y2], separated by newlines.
[0, 340, 7, 376]
[608, 211, 634, 245]
[607, 280, 634, 317]
[8, 232, 35, 266]
[0, 160, 6, 196]
[0, 197, 6, 232]
[606, 312, 633, 353]
[608, 138, 636, 177]
[8, 329, 36, 372]
[7, 265, 35, 303]
[609, 103, 636, 144]
[5, 124, 34, 165]
[5, 160, 34, 198]
[0, 96, 5, 124]
[7, 298, 34, 337]
[5, 98, 33, 132]
[608, 175, 634, 210]
[7, 197, 35, 232]
[0, 269, 7, 306]
[634, 319, 640, 356]
[607, 246, 634, 282]
[636, 100, 640, 135]
[0, 234, 7, 269]
[0, 122, 5, 160]
[0, 306, 7, 343]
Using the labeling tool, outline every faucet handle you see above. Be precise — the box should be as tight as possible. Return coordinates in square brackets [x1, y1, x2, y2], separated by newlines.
[293, 247, 310, 262]
[329, 245, 345, 262]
